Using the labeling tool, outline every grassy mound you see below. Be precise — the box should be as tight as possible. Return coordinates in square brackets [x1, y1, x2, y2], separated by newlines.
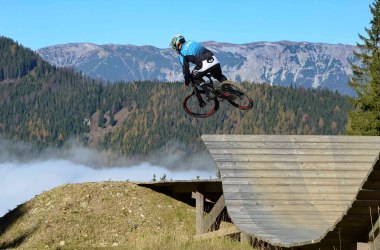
[0, 182, 251, 249]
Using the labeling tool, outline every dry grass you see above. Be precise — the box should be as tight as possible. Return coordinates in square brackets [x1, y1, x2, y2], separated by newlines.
[0, 182, 253, 249]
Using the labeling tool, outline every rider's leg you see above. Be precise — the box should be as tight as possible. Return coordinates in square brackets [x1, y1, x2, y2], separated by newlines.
[193, 56, 222, 81]
[192, 75, 214, 100]
[192, 64, 214, 100]
[209, 64, 227, 83]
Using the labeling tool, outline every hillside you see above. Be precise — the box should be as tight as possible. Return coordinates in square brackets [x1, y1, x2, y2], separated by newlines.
[0, 36, 38, 81]
[37, 41, 360, 95]
[0, 182, 250, 250]
[0, 36, 352, 159]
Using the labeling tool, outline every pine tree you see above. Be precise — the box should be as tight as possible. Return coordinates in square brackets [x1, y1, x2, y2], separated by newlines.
[109, 111, 116, 126]
[346, 0, 380, 135]
[98, 109, 106, 128]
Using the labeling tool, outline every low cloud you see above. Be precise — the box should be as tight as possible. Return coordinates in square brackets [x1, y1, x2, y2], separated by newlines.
[0, 140, 217, 217]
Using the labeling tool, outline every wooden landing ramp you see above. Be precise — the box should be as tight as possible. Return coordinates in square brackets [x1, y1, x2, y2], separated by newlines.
[202, 135, 380, 248]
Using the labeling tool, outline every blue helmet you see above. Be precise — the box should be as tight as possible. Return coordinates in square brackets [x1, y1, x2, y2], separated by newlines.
[170, 34, 185, 51]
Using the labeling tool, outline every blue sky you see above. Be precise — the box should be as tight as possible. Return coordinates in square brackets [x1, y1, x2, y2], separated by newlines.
[0, 0, 374, 50]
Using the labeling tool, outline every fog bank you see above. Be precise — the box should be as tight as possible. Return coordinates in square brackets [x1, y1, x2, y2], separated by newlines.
[0, 140, 216, 217]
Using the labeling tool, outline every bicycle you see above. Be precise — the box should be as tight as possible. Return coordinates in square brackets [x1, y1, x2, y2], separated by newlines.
[183, 74, 253, 118]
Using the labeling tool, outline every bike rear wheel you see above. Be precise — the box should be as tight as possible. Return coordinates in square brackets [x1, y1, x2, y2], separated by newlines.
[183, 91, 219, 118]
[221, 81, 253, 110]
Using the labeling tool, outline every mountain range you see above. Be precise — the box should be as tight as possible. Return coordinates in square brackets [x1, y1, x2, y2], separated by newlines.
[37, 41, 360, 95]
[0, 35, 351, 161]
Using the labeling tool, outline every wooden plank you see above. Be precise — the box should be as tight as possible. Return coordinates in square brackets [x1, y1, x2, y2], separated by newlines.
[233, 218, 337, 226]
[139, 180, 223, 194]
[224, 192, 355, 201]
[231, 227, 325, 241]
[220, 169, 370, 178]
[368, 217, 380, 241]
[235, 222, 330, 230]
[214, 154, 377, 163]
[232, 226, 325, 237]
[227, 210, 345, 216]
[204, 141, 380, 150]
[226, 204, 348, 213]
[201, 134, 380, 143]
[232, 214, 343, 220]
[226, 200, 351, 209]
[222, 177, 364, 186]
[203, 195, 226, 232]
[209, 148, 380, 156]
[193, 225, 240, 240]
[223, 184, 360, 193]
[195, 192, 205, 235]
[218, 161, 376, 171]
[225, 199, 354, 206]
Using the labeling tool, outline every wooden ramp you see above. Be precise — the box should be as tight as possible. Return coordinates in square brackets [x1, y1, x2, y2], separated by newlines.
[202, 135, 380, 248]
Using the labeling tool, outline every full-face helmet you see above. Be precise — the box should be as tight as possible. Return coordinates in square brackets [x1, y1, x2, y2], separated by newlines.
[170, 34, 185, 51]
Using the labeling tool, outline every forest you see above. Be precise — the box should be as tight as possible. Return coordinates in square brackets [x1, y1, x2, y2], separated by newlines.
[0, 36, 352, 158]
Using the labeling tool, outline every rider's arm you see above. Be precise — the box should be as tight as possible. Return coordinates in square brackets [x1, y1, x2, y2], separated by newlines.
[180, 55, 191, 84]
[182, 62, 191, 84]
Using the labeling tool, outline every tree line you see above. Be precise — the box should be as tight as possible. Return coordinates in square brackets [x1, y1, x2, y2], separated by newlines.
[0, 35, 355, 157]
[3, 0, 380, 151]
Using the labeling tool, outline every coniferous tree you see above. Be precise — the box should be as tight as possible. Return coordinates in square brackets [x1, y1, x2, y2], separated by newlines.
[98, 109, 106, 128]
[346, 0, 380, 135]
[109, 112, 116, 126]
[0, 36, 352, 156]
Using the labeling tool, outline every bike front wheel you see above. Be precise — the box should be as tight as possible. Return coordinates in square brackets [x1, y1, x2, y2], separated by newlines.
[183, 92, 219, 118]
[221, 81, 253, 110]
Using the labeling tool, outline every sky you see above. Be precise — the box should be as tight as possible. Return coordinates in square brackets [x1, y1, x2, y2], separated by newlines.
[0, 0, 374, 50]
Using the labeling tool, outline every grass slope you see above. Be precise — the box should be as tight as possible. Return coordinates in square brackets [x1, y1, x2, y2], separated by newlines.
[0, 182, 252, 250]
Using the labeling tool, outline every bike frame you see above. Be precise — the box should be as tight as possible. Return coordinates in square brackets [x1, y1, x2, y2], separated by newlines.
[183, 74, 253, 118]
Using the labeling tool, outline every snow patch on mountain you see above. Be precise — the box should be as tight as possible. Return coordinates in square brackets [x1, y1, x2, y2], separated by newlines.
[37, 41, 360, 95]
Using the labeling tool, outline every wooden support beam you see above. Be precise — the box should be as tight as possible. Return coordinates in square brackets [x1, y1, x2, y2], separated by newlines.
[369, 216, 380, 241]
[194, 192, 227, 235]
[203, 195, 226, 233]
[191, 192, 213, 203]
[194, 225, 240, 241]
[195, 191, 205, 235]
[368, 216, 380, 250]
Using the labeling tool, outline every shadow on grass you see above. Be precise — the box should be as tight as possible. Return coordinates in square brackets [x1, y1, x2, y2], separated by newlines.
[0, 203, 37, 249]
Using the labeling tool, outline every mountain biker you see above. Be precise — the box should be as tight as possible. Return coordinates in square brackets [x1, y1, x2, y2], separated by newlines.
[170, 34, 227, 98]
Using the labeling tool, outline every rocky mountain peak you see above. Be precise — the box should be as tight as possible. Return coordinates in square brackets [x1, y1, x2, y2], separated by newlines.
[37, 41, 360, 95]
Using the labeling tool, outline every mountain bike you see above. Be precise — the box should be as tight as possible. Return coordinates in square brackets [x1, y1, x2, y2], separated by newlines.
[183, 74, 253, 118]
